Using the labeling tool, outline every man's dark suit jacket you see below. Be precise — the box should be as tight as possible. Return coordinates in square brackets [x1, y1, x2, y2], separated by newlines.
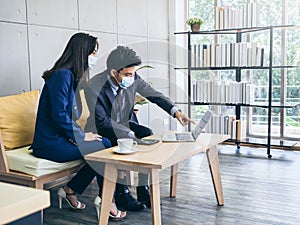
[84, 70, 175, 138]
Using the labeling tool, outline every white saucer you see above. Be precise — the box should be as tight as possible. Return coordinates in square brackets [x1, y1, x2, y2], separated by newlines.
[113, 147, 137, 155]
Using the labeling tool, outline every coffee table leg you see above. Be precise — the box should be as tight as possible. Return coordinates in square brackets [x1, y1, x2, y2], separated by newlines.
[206, 145, 224, 206]
[99, 163, 117, 225]
[170, 164, 178, 197]
[150, 169, 161, 225]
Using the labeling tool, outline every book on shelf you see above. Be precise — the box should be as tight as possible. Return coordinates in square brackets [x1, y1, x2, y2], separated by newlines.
[225, 43, 231, 67]
[247, 46, 252, 67]
[190, 42, 264, 68]
[191, 45, 196, 67]
[206, 44, 211, 67]
[225, 82, 230, 103]
[232, 120, 237, 139]
[215, 44, 221, 67]
[207, 80, 211, 103]
[221, 43, 226, 67]
[203, 44, 208, 67]
[215, 6, 220, 30]
[250, 2, 257, 27]
[198, 45, 203, 67]
[241, 42, 248, 67]
[206, 114, 235, 136]
[192, 80, 197, 103]
[256, 47, 264, 67]
[234, 81, 240, 104]
[215, 2, 259, 30]
[192, 80, 254, 104]
[236, 120, 247, 141]
[241, 82, 247, 104]
[196, 80, 201, 102]
[194, 44, 198, 67]
[243, 4, 248, 27]
[220, 81, 226, 103]
[245, 83, 254, 104]
[223, 5, 231, 29]
[218, 7, 224, 30]
[246, 3, 252, 28]
[234, 43, 239, 66]
[210, 43, 216, 67]
[229, 43, 234, 67]
[250, 42, 257, 66]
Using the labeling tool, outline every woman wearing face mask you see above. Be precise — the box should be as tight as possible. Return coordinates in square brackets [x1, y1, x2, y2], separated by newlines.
[30, 33, 126, 221]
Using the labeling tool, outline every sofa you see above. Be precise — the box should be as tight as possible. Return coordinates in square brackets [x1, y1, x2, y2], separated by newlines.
[0, 90, 84, 189]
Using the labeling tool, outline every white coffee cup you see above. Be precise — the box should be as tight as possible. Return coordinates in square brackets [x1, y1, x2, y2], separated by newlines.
[117, 138, 137, 152]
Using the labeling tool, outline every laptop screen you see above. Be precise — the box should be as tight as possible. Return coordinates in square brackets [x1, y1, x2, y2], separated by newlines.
[192, 110, 212, 140]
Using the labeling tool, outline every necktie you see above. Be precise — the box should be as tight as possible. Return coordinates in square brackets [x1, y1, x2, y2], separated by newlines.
[116, 87, 121, 95]
[116, 88, 123, 122]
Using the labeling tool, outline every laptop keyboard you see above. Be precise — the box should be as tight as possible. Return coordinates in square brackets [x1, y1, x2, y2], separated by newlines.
[175, 133, 193, 141]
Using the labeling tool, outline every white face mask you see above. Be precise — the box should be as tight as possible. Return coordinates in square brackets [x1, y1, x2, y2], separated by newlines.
[120, 76, 134, 89]
[88, 55, 98, 70]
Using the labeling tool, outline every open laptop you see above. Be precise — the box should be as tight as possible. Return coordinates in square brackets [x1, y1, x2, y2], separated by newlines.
[162, 110, 212, 142]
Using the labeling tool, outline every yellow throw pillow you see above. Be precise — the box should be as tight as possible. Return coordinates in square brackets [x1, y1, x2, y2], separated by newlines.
[0, 90, 40, 150]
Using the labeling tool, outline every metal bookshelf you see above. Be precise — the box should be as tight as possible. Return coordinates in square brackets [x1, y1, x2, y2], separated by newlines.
[175, 25, 299, 158]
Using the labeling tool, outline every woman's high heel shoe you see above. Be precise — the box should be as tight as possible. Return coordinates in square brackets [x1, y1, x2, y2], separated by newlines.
[57, 186, 86, 210]
[94, 195, 102, 218]
[94, 196, 126, 221]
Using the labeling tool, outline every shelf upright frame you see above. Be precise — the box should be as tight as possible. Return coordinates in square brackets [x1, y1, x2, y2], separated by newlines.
[187, 31, 192, 131]
[235, 32, 242, 152]
[267, 27, 274, 158]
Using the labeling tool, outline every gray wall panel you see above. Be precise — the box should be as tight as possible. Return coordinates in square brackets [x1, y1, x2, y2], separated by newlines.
[148, 0, 169, 39]
[27, 0, 78, 28]
[0, 22, 30, 96]
[148, 39, 169, 90]
[117, 0, 147, 37]
[28, 26, 76, 90]
[79, 0, 117, 33]
[0, 0, 26, 23]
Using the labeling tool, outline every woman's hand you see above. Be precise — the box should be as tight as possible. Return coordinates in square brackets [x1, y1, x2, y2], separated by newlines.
[84, 132, 102, 142]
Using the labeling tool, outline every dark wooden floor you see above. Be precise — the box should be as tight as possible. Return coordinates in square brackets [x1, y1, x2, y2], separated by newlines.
[44, 145, 300, 225]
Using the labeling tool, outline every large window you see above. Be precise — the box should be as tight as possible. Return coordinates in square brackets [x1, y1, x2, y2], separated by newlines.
[188, 0, 300, 140]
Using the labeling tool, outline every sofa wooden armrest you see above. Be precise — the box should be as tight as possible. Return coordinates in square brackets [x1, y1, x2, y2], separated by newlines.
[0, 90, 84, 189]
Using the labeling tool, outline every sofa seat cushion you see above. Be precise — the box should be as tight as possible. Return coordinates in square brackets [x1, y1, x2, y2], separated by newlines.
[6, 146, 83, 177]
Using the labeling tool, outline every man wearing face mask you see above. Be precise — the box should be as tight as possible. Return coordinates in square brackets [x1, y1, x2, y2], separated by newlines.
[84, 45, 193, 212]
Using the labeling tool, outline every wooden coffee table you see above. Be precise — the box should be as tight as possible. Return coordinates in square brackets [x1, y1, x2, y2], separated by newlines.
[0, 182, 50, 225]
[85, 133, 229, 225]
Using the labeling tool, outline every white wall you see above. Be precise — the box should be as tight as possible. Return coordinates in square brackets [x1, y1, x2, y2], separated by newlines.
[169, 0, 189, 130]
[0, 0, 178, 128]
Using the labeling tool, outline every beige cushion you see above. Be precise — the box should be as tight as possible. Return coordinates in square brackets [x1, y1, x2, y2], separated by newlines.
[0, 90, 39, 150]
[6, 146, 83, 177]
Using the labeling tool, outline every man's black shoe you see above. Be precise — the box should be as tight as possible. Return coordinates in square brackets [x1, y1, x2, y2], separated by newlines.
[137, 185, 151, 208]
[115, 184, 145, 211]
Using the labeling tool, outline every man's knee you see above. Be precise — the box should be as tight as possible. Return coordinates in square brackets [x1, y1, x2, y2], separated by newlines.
[145, 127, 153, 136]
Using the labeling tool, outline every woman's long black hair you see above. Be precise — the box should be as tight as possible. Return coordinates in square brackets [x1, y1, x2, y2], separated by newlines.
[42, 32, 98, 83]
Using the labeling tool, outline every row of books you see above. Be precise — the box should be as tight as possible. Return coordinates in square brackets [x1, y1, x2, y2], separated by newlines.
[191, 80, 254, 104]
[190, 42, 264, 68]
[206, 115, 246, 140]
[215, 2, 259, 30]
